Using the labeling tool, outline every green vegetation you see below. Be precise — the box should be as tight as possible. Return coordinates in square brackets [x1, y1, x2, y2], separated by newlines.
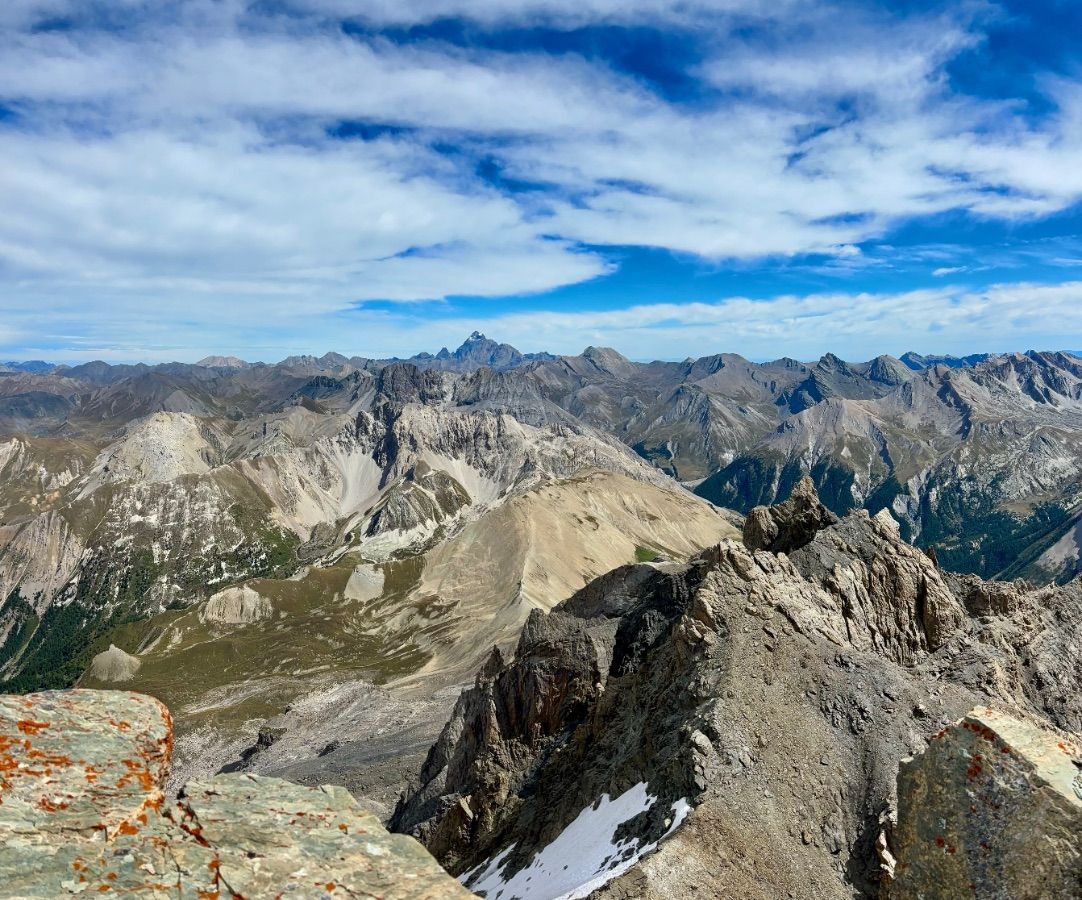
[632, 441, 679, 479]
[0, 497, 304, 693]
[696, 454, 1074, 581]
[0, 599, 149, 693]
[634, 546, 660, 563]
[808, 460, 858, 518]
[0, 591, 38, 674]
[696, 455, 857, 518]
[695, 455, 803, 512]
[914, 475, 1072, 578]
[227, 504, 301, 579]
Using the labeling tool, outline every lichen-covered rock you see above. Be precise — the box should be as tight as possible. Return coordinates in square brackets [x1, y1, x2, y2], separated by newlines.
[886, 707, 1082, 900]
[0, 689, 472, 899]
[742, 475, 838, 553]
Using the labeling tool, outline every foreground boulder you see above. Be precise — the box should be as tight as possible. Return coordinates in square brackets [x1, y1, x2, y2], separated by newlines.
[0, 689, 471, 899]
[886, 707, 1082, 899]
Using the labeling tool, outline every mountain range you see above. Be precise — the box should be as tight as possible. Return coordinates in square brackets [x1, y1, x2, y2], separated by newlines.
[1, 333, 1081, 897]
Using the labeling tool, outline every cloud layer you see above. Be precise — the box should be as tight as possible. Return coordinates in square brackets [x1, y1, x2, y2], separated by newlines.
[1, 0, 1082, 360]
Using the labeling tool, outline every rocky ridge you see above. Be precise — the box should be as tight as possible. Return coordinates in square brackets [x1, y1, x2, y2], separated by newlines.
[392, 484, 1082, 899]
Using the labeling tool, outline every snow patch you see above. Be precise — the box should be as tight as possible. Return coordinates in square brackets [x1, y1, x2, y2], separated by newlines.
[464, 782, 690, 900]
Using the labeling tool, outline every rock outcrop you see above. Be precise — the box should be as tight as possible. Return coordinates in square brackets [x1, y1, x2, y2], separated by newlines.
[393, 485, 1082, 899]
[86, 643, 141, 681]
[199, 584, 274, 625]
[742, 474, 838, 553]
[0, 689, 471, 899]
[886, 707, 1082, 899]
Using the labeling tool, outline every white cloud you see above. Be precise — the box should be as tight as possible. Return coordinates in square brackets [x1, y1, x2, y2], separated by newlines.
[423, 281, 1082, 362]
[0, 0, 1081, 357]
[6, 280, 1081, 364]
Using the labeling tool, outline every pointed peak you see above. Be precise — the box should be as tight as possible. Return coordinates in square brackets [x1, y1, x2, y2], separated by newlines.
[818, 352, 846, 367]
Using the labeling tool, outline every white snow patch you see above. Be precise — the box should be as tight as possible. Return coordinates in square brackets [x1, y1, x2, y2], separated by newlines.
[464, 782, 691, 900]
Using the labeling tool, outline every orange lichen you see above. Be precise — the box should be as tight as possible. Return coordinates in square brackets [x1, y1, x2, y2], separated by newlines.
[38, 797, 71, 812]
[178, 820, 210, 847]
[116, 758, 155, 792]
[16, 719, 50, 736]
[27, 749, 74, 768]
[117, 821, 140, 836]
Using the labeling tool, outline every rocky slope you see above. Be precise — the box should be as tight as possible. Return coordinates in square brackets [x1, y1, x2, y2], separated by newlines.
[5, 339, 1082, 585]
[0, 349, 691, 693]
[5, 335, 1082, 814]
[1, 337, 741, 814]
[0, 689, 469, 898]
[79, 469, 736, 806]
[696, 351, 1082, 581]
[392, 482, 1082, 899]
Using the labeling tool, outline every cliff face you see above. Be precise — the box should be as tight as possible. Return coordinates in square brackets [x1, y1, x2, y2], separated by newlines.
[392, 485, 1082, 899]
[0, 689, 470, 899]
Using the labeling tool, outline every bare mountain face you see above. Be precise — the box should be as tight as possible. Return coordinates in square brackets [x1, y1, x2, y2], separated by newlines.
[3, 337, 1082, 898]
[0, 338, 737, 804]
[3, 337, 1082, 805]
[696, 351, 1082, 582]
[3, 340, 1082, 697]
[392, 481, 1082, 900]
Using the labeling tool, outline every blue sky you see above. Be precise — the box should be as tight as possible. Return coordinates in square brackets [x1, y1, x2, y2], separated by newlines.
[2, 0, 1082, 363]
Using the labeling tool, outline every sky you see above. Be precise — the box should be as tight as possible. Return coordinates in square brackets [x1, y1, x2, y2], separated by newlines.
[2, 0, 1082, 363]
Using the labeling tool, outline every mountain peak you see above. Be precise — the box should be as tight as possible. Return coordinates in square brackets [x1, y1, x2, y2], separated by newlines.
[196, 355, 248, 369]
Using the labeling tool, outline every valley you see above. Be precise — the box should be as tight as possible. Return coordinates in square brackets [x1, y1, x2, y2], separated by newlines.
[1, 335, 1081, 897]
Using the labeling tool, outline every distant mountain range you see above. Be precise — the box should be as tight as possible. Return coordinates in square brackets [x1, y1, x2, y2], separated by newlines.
[2, 332, 556, 379]
[3, 335, 1081, 586]
[0, 333, 1024, 377]
[2, 330, 1082, 884]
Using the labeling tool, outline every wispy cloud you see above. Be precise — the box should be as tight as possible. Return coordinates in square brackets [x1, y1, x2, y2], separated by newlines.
[7, 280, 1082, 364]
[0, 1, 1081, 358]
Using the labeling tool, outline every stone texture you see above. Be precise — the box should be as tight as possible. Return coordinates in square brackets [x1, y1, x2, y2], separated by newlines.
[742, 475, 838, 553]
[394, 482, 1082, 899]
[0, 689, 472, 899]
[886, 707, 1082, 899]
[87, 643, 142, 681]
